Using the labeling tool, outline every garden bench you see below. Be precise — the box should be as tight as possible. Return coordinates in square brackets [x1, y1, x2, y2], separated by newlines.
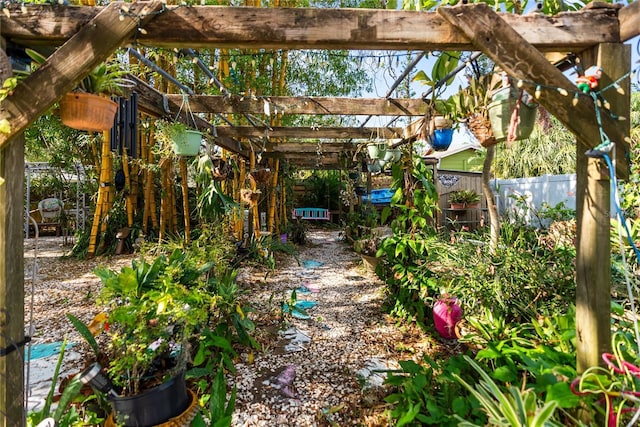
[292, 208, 331, 221]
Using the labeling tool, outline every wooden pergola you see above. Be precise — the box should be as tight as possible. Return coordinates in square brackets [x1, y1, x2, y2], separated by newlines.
[1, 1, 639, 422]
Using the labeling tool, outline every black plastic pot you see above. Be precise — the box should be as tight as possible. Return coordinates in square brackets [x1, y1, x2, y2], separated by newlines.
[355, 186, 367, 196]
[109, 372, 190, 427]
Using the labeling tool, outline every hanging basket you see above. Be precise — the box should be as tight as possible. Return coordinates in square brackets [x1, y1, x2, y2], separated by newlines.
[171, 129, 202, 156]
[467, 113, 496, 148]
[430, 128, 454, 152]
[249, 168, 273, 184]
[488, 88, 537, 143]
[211, 158, 230, 181]
[366, 142, 387, 160]
[59, 92, 118, 132]
[240, 188, 261, 205]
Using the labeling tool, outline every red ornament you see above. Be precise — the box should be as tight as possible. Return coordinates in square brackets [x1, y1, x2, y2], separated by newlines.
[433, 296, 462, 339]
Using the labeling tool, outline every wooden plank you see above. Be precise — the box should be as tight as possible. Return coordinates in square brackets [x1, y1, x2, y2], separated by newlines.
[619, 1, 640, 42]
[266, 142, 358, 153]
[1, 5, 620, 52]
[0, 1, 164, 151]
[0, 134, 25, 425]
[215, 126, 404, 139]
[165, 95, 427, 116]
[437, 3, 629, 179]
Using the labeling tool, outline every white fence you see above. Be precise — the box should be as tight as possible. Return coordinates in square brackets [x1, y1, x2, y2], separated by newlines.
[492, 174, 578, 227]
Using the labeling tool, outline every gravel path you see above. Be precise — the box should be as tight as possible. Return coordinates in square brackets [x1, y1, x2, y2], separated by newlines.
[232, 228, 417, 426]
[22, 229, 437, 425]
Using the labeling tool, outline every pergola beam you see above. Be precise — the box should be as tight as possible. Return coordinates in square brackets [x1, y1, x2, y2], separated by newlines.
[165, 95, 427, 116]
[215, 126, 404, 139]
[0, 1, 164, 150]
[619, 1, 640, 42]
[1, 5, 621, 52]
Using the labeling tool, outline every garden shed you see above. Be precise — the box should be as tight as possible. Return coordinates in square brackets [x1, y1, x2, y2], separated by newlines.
[1, 0, 639, 423]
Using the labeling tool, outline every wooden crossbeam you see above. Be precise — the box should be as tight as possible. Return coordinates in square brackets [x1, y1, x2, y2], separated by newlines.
[0, 1, 164, 150]
[1, 5, 620, 52]
[215, 126, 404, 139]
[266, 142, 358, 153]
[165, 95, 426, 116]
[620, 1, 640, 42]
[438, 3, 629, 179]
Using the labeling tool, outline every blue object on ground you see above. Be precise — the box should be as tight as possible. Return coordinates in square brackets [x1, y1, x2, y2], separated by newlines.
[295, 300, 318, 310]
[27, 342, 74, 361]
[302, 260, 324, 269]
[296, 286, 311, 294]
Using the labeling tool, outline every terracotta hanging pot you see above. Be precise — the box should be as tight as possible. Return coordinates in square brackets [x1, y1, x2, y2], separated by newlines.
[59, 92, 118, 132]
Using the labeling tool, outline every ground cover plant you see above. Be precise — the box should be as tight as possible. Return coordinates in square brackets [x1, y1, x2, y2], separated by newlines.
[372, 146, 640, 425]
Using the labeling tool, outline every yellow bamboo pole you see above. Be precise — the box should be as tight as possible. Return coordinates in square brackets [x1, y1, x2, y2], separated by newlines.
[268, 159, 279, 233]
[87, 132, 111, 256]
[180, 157, 190, 244]
[237, 158, 247, 240]
[142, 130, 151, 234]
[159, 157, 168, 241]
[170, 158, 178, 234]
[148, 136, 158, 230]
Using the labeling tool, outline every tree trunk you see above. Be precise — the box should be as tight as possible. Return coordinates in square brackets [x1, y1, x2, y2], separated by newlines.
[482, 145, 500, 253]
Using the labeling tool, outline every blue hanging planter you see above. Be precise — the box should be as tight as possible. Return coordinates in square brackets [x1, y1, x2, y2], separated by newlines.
[431, 128, 454, 151]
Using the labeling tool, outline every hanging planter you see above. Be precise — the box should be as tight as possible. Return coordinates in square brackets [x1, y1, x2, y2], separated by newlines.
[171, 128, 202, 156]
[366, 142, 387, 160]
[467, 113, 496, 148]
[430, 128, 454, 152]
[210, 157, 230, 181]
[487, 87, 537, 144]
[383, 148, 402, 163]
[249, 168, 273, 184]
[59, 92, 118, 132]
[427, 115, 454, 152]
[240, 188, 261, 205]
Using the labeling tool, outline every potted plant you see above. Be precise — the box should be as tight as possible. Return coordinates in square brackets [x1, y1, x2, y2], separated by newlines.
[24, 49, 130, 131]
[449, 189, 480, 209]
[155, 119, 202, 157]
[487, 81, 538, 143]
[70, 250, 213, 426]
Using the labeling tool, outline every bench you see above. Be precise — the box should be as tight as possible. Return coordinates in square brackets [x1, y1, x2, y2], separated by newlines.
[292, 208, 331, 221]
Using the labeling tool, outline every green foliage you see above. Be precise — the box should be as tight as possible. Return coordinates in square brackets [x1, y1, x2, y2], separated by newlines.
[454, 356, 564, 427]
[94, 250, 215, 395]
[191, 365, 236, 427]
[195, 156, 239, 221]
[449, 189, 480, 205]
[377, 155, 440, 322]
[493, 115, 576, 179]
[27, 339, 88, 427]
[297, 171, 343, 211]
[384, 354, 487, 426]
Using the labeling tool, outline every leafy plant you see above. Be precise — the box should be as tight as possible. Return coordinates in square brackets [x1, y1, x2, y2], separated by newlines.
[449, 189, 480, 206]
[92, 250, 214, 395]
[191, 365, 237, 427]
[384, 354, 486, 426]
[453, 356, 564, 427]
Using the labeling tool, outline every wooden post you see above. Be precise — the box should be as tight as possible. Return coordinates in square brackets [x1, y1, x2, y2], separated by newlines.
[575, 43, 630, 373]
[0, 49, 25, 425]
[179, 158, 190, 244]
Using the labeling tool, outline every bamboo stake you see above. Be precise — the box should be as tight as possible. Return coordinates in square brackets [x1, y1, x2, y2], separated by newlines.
[237, 158, 246, 240]
[249, 155, 260, 238]
[268, 159, 279, 233]
[148, 134, 158, 230]
[159, 157, 168, 241]
[170, 158, 178, 234]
